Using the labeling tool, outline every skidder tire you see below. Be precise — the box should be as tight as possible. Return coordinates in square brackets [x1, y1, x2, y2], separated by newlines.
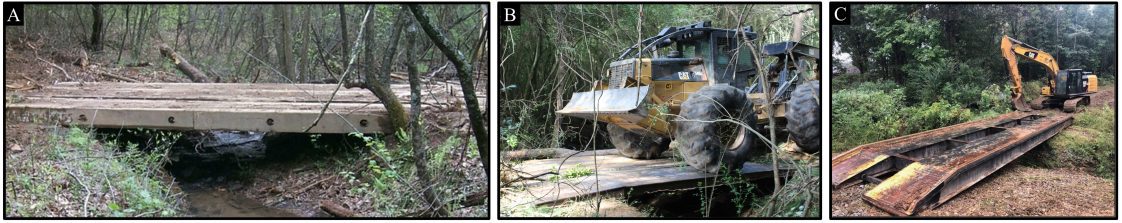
[675, 84, 757, 173]
[786, 80, 821, 153]
[607, 125, 669, 159]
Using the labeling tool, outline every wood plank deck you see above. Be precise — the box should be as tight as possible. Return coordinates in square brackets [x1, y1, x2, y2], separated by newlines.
[5, 82, 478, 133]
[507, 149, 789, 206]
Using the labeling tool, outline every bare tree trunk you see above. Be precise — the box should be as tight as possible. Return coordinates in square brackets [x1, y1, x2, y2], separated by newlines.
[274, 5, 297, 81]
[404, 26, 450, 217]
[350, 9, 409, 135]
[116, 5, 130, 63]
[407, 5, 489, 176]
[376, 11, 403, 83]
[187, 5, 198, 59]
[252, 6, 270, 73]
[338, 4, 349, 63]
[90, 4, 104, 51]
[299, 7, 312, 80]
[361, 6, 375, 80]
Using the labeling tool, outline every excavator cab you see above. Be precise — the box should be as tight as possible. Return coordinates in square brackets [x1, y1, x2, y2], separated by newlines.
[1047, 69, 1097, 97]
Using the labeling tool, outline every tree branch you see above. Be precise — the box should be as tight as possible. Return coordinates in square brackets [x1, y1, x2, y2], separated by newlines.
[303, 5, 373, 133]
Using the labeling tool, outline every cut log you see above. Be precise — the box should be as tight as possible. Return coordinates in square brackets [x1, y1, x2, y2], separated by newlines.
[157, 44, 210, 83]
[319, 200, 356, 217]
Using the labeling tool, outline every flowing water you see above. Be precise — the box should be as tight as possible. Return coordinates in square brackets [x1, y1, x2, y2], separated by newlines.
[167, 131, 297, 217]
[180, 183, 296, 217]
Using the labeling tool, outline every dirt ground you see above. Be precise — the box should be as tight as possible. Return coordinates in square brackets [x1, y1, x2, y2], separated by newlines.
[1089, 85, 1115, 107]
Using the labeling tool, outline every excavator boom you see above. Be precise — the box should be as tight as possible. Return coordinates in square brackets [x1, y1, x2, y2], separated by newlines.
[1000, 35, 1060, 112]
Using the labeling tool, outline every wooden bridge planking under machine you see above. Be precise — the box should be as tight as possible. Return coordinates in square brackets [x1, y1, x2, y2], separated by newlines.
[5, 82, 482, 134]
[507, 149, 792, 206]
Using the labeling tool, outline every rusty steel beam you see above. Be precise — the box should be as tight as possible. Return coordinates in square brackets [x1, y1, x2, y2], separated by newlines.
[831, 111, 1073, 216]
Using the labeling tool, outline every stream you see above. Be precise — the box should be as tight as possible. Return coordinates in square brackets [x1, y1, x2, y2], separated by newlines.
[165, 131, 299, 217]
[180, 183, 296, 217]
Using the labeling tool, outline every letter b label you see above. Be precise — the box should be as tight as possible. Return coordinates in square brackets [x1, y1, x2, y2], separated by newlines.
[499, 4, 520, 26]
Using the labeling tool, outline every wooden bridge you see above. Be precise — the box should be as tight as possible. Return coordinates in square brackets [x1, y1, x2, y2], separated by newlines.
[504, 149, 790, 206]
[5, 82, 476, 134]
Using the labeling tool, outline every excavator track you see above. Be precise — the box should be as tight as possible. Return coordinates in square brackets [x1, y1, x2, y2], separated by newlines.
[831, 111, 1073, 216]
[1062, 96, 1091, 113]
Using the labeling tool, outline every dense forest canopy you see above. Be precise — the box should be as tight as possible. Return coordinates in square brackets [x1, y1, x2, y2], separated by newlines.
[832, 4, 1116, 104]
[10, 4, 487, 83]
[499, 4, 820, 149]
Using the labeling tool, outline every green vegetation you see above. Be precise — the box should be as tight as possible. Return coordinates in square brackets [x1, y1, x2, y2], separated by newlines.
[5, 127, 181, 217]
[830, 82, 906, 151]
[560, 164, 594, 179]
[341, 131, 481, 216]
[748, 159, 819, 217]
[833, 4, 1115, 181]
[1029, 107, 1117, 179]
[830, 81, 981, 151]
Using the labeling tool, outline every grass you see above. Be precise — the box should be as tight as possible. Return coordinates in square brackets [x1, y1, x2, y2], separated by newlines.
[1028, 106, 1117, 179]
[5, 126, 181, 217]
[561, 164, 594, 179]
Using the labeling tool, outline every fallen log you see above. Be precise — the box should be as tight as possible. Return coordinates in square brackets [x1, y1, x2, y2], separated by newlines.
[319, 200, 356, 217]
[157, 44, 209, 83]
[501, 148, 579, 161]
[99, 72, 138, 82]
[460, 190, 487, 207]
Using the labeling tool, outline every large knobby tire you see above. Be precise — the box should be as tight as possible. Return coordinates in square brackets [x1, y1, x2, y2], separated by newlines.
[675, 84, 757, 173]
[607, 125, 669, 159]
[786, 80, 821, 153]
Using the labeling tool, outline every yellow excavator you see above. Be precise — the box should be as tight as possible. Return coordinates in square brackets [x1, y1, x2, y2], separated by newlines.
[1000, 35, 1097, 112]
